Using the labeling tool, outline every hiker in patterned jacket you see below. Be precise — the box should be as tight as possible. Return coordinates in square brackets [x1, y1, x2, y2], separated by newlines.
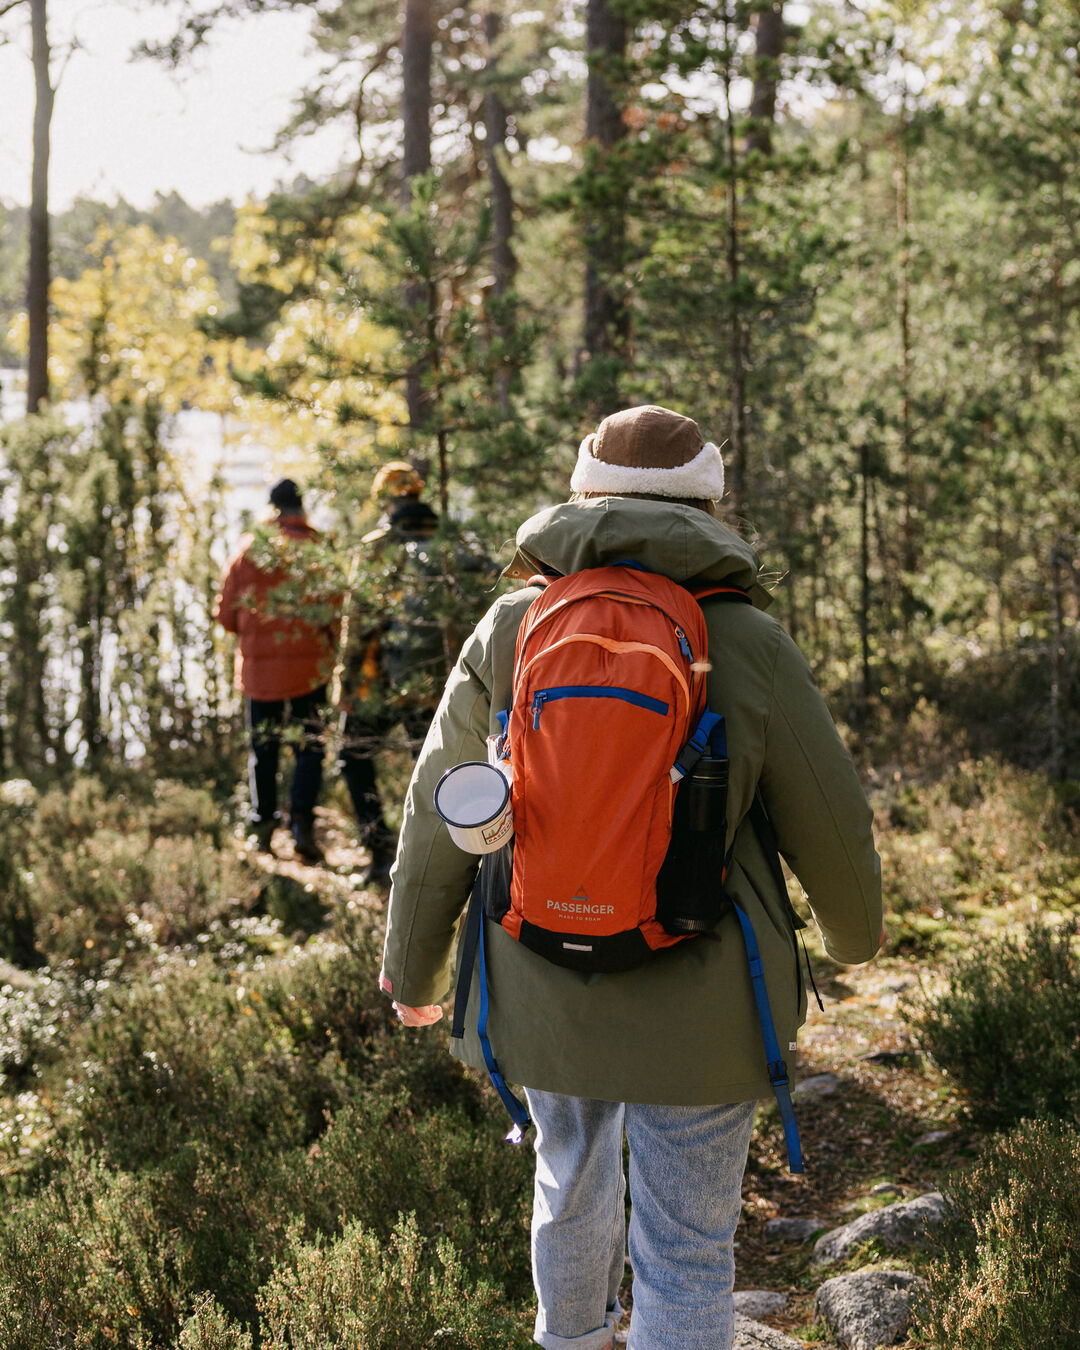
[380, 406, 883, 1350]
[335, 462, 442, 884]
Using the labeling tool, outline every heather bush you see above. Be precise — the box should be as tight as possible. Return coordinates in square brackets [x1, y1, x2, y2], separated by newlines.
[907, 920, 1080, 1129]
[0, 910, 535, 1339]
[0, 779, 42, 968]
[25, 831, 259, 974]
[305, 1091, 534, 1299]
[179, 1297, 254, 1350]
[0, 1142, 301, 1341]
[255, 1214, 531, 1349]
[918, 1120, 1080, 1350]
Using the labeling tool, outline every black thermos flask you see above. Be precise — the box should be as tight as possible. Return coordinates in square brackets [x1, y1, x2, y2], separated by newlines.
[686, 748, 729, 833]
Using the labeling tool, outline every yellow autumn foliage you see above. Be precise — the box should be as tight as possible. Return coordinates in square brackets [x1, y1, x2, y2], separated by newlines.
[8, 223, 246, 414]
[228, 200, 406, 470]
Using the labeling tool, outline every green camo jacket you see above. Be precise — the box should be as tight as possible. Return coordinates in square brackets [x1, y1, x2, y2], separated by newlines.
[380, 497, 883, 1105]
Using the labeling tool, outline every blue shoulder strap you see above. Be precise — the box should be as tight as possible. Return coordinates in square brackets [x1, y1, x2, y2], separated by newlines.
[730, 898, 804, 1174]
[476, 914, 531, 1143]
[451, 882, 531, 1144]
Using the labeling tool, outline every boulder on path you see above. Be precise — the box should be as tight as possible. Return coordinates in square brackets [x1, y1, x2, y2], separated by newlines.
[765, 1216, 826, 1243]
[815, 1269, 927, 1349]
[733, 1290, 789, 1319]
[734, 1314, 809, 1350]
[792, 1072, 841, 1097]
[811, 1191, 945, 1269]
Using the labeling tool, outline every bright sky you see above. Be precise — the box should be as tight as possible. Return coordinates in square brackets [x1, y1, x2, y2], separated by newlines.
[0, 1, 356, 211]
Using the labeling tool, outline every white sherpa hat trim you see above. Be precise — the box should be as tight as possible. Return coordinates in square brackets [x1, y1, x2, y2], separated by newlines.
[570, 434, 726, 500]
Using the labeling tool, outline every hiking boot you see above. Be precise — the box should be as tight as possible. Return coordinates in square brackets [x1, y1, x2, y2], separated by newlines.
[250, 819, 277, 853]
[291, 815, 324, 864]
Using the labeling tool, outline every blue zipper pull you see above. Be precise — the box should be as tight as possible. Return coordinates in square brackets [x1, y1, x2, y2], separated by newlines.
[675, 626, 692, 660]
[531, 691, 547, 728]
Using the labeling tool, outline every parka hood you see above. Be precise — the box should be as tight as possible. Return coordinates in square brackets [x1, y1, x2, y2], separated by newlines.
[507, 496, 772, 609]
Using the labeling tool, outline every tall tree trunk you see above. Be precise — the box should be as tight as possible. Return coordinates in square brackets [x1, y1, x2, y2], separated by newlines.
[484, 7, 516, 409]
[26, 0, 53, 415]
[484, 10, 515, 300]
[401, 0, 433, 199]
[859, 439, 873, 730]
[1049, 538, 1067, 783]
[402, 0, 434, 430]
[746, 3, 784, 157]
[721, 45, 747, 516]
[582, 0, 628, 417]
[895, 65, 916, 594]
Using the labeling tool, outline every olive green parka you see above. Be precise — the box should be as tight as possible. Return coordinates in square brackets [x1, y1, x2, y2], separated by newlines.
[381, 497, 882, 1105]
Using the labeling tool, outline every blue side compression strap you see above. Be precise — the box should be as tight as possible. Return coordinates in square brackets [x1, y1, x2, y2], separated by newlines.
[477, 916, 531, 1144]
[672, 708, 724, 780]
[730, 899, 804, 1174]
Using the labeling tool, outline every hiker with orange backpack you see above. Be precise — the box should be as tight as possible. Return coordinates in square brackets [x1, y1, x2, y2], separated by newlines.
[380, 406, 883, 1350]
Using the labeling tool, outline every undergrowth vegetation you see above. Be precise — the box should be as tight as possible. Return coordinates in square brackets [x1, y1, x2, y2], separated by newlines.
[908, 919, 1080, 1129]
[0, 774, 534, 1348]
[0, 751, 1077, 1346]
[916, 1120, 1080, 1350]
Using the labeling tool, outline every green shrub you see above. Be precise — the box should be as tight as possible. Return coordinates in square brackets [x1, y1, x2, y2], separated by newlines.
[26, 831, 259, 974]
[908, 920, 1080, 1129]
[0, 967, 87, 1083]
[305, 1092, 534, 1299]
[0, 779, 42, 968]
[34, 775, 226, 843]
[0, 1143, 299, 1343]
[179, 1296, 254, 1350]
[918, 1119, 1080, 1350]
[0, 1214, 92, 1350]
[0, 1093, 532, 1342]
[256, 1214, 531, 1349]
[71, 958, 326, 1167]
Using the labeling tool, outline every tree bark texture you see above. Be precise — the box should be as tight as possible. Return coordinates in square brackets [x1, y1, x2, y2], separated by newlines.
[582, 0, 628, 416]
[484, 9, 515, 301]
[401, 0, 434, 429]
[859, 439, 872, 729]
[401, 0, 433, 200]
[26, 0, 53, 415]
[723, 53, 747, 516]
[484, 8, 516, 409]
[746, 3, 784, 157]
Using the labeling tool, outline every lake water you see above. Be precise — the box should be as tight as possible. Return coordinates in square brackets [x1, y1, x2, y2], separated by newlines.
[0, 367, 293, 548]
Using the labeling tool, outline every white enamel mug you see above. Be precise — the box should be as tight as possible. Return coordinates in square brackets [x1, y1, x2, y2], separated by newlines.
[433, 760, 514, 854]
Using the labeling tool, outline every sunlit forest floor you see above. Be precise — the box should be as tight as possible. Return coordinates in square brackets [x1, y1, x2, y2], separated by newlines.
[0, 749, 1076, 1346]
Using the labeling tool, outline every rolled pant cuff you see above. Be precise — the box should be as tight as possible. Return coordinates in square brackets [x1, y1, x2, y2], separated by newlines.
[535, 1305, 622, 1350]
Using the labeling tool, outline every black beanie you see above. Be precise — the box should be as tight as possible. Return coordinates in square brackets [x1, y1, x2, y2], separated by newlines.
[269, 478, 303, 512]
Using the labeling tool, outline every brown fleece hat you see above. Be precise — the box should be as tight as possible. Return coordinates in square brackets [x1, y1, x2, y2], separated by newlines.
[570, 404, 725, 499]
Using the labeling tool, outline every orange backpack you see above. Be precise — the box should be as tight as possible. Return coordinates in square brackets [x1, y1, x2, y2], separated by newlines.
[450, 563, 807, 1170]
[488, 563, 730, 971]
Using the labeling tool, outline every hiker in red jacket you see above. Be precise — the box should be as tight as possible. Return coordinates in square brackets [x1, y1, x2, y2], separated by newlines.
[214, 478, 341, 861]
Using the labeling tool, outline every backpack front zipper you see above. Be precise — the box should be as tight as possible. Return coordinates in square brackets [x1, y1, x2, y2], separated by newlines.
[530, 685, 669, 728]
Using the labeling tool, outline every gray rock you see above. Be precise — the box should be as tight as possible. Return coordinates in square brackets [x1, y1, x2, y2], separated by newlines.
[911, 1129, 951, 1148]
[869, 1183, 903, 1200]
[860, 1049, 921, 1067]
[733, 1315, 808, 1350]
[793, 1072, 841, 1097]
[815, 1269, 928, 1349]
[0, 959, 39, 991]
[811, 1192, 945, 1269]
[734, 1290, 789, 1319]
[765, 1216, 826, 1243]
